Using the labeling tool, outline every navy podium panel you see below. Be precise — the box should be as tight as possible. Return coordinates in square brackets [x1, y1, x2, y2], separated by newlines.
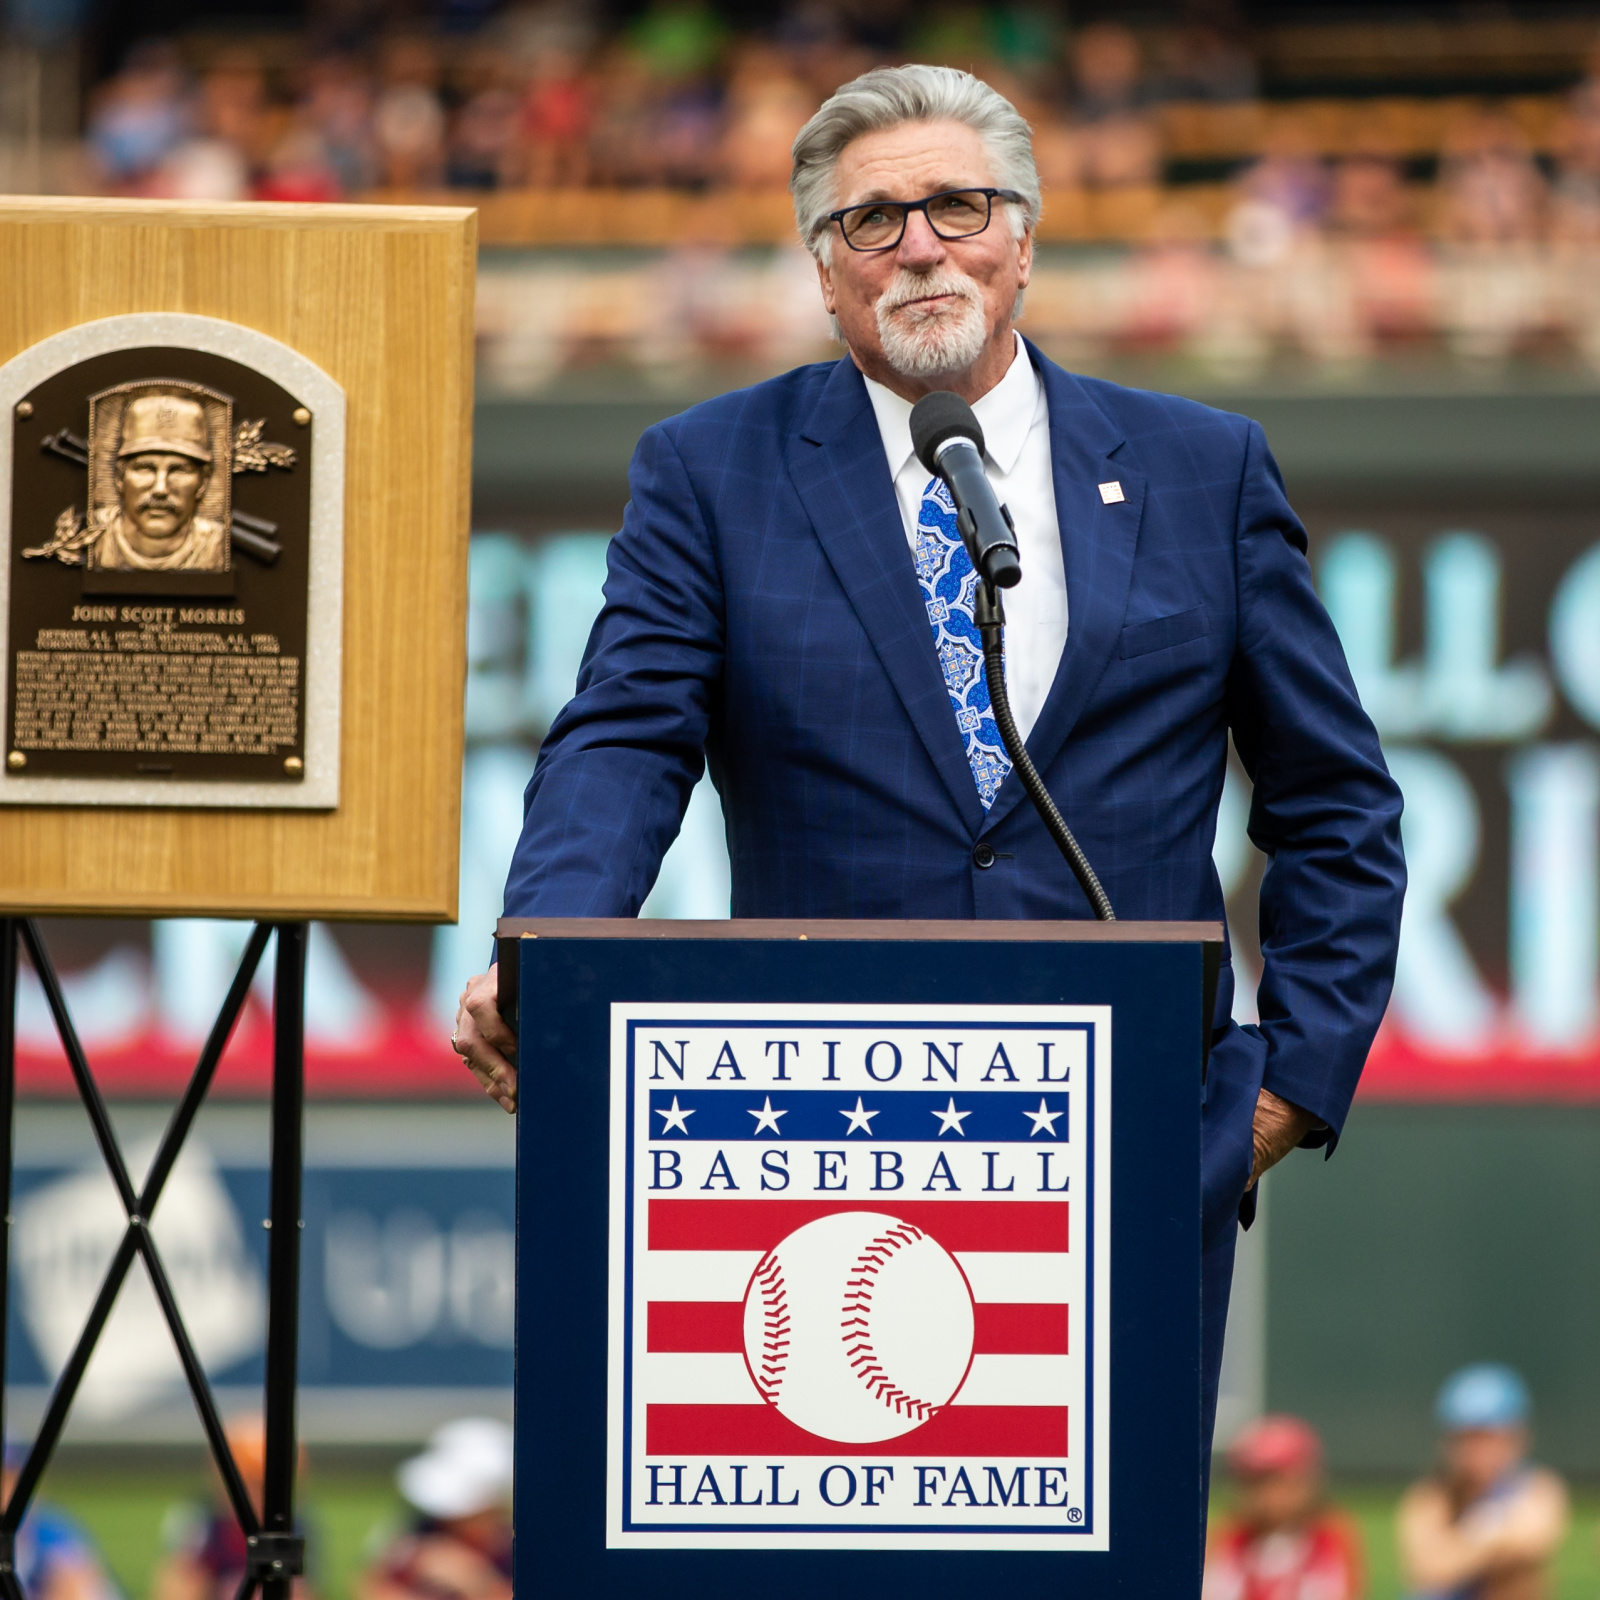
[503, 919, 1217, 1600]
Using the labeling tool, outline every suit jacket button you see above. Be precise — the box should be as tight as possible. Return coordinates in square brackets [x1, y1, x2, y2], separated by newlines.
[973, 843, 996, 869]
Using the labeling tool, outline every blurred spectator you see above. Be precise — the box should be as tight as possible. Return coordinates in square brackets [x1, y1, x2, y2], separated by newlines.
[1569, 33, 1600, 125]
[651, 74, 725, 190]
[1225, 113, 1331, 269]
[1550, 103, 1600, 244]
[1329, 153, 1415, 241]
[1120, 200, 1218, 351]
[904, 5, 990, 73]
[297, 55, 377, 194]
[254, 125, 345, 203]
[1069, 21, 1150, 123]
[586, 43, 657, 186]
[1323, 150, 1435, 351]
[1066, 23, 1161, 193]
[1396, 1363, 1567, 1600]
[1203, 1415, 1364, 1600]
[85, 40, 190, 191]
[773, 3, 873, 109]
[152, 136, 249, 201]
[519, 43, 594, 187]
[1439, 110, 1547, 246]
[358, 1419, 513, 1600]
[630, 0, 725, 81]
[3, 1445, 121, 1600]
[373, 37, 447, 189]
[1158, 7, 1258, 103]
[720, 43, 814, 190]
[150, 51, 271, 201]
[152, 1417, 313, 1600]
[198, 50, 278, 172]
[449, 52, 523, 190]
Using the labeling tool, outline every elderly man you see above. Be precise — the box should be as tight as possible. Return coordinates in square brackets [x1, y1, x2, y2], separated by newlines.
[455, 64, 1404, 1484]
[90, 389, 226, 571]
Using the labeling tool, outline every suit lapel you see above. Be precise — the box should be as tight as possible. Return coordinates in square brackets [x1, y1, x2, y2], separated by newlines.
[982, 346, 1146, 835]
[785, 359, 987, 833]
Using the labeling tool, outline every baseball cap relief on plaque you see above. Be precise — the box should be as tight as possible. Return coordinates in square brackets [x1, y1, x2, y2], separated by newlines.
[0, 313, 344, 809]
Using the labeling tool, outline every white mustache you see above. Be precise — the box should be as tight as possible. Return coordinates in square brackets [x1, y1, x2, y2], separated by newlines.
[878, 270, 982, 317]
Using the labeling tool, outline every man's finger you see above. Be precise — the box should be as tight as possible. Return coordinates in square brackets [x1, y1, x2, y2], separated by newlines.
[452, 977, 519, 1113]
[461, 966, 518, 1052]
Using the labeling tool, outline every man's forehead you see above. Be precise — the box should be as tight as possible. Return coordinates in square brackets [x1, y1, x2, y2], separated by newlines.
[833, 119, 994, 203]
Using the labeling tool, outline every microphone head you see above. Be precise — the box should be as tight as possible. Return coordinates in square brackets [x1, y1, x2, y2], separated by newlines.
[910, 391, 984, 475]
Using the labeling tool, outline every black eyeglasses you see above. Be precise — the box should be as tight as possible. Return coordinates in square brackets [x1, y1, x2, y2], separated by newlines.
[825, 187, 1026, 253]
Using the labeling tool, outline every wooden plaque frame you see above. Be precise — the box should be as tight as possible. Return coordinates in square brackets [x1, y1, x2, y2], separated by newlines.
[0, 196, 476, 921]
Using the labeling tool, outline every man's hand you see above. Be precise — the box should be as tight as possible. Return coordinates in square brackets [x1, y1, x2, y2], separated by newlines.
[453, 964, 518, 1114]
[1249, 1087, 1317, 1188]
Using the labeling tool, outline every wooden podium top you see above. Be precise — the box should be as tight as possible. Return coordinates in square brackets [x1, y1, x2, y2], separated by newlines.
[497, 917, 1224, 943]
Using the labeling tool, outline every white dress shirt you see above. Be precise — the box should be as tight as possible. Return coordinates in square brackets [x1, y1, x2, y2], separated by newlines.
[861, 333, 1068, 742]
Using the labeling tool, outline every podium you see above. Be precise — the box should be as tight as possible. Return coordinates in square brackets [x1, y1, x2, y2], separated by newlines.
[499, 916, 1222, 1598]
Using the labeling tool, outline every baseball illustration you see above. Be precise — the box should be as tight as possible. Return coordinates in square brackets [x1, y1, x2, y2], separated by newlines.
[742, 1210, 975, 1443]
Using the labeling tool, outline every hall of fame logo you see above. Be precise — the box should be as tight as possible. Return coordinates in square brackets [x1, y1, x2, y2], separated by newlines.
[606, 1002, 1112, 1551]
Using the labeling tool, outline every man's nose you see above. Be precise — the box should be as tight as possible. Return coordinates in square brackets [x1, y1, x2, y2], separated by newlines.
[894, 208, 947, 270]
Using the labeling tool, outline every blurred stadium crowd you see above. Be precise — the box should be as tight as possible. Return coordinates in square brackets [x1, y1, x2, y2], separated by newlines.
[10, 1416, 514, 1600]
[9, 1370, 1586, 1600]
[35, 4, 1600, 236]
[7, 5, 1600, 382]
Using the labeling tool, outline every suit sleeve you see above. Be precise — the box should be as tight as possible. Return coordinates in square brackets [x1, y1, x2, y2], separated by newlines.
[1227, 419, 1405, 1141]
[502, 421, 725, 917]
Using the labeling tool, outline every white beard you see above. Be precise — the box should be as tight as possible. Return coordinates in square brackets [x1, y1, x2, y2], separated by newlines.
[874, 269, 990, 379]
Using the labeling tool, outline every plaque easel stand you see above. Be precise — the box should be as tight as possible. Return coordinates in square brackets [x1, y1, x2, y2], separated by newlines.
[0, 195, 477, 1595]
[0, 919, 307, 1600]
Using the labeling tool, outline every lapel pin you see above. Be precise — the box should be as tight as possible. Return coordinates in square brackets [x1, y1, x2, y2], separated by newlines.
[1098, 481, 1125, 505]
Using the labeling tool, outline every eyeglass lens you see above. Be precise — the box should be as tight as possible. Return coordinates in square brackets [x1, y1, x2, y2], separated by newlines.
[842, 190, 993, 249]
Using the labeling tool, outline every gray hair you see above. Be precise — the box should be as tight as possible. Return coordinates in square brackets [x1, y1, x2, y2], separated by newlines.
[791, 64, 1041, 263]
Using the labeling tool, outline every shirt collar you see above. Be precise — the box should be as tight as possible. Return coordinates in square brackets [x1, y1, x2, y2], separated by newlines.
[861, 331, 1041, 481]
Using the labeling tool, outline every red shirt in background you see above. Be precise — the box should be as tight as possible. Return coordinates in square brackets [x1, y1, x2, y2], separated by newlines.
[1204, 1511, 1365, 1600]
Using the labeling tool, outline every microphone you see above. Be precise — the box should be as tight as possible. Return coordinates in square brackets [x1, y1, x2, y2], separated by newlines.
[910, 392, 1021, 589]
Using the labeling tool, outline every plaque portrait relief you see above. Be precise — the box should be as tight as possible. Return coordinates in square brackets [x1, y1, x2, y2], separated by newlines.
[89, 383, 233, 572]
[0, 314, 344, 809]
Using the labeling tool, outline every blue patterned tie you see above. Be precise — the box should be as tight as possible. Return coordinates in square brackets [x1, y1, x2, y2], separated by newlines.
[913, 476, 1012, 808]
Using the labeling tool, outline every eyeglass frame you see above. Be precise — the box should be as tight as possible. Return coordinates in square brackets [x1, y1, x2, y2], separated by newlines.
[823, 187, 1028, 253]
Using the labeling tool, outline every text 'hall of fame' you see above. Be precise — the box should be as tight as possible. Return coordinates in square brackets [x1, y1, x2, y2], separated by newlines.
[606, 1003, 1114, 1553]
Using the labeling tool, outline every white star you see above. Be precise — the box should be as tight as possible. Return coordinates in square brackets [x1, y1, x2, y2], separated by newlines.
[747, 1096, 787, 1135]
[1025, 1098, 1064, 1137]
[840, 1096, 879, 1136]
[655, 1096, 694, 1134]
[931, 1097, 971, 1137]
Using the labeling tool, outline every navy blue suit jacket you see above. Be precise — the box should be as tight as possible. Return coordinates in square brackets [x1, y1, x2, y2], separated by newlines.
[504, 341, 1405, 1242]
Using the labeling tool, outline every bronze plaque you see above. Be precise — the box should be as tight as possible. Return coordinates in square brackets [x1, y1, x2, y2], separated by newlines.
[7, 346, 313, 787]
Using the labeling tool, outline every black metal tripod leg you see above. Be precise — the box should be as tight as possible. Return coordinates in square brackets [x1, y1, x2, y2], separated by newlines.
[261, 923, 307, 1599]
[0, 920, 15, 1532]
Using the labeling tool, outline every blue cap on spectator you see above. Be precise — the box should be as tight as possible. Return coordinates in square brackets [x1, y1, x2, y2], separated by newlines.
[1435, 1363, 1531, 1431]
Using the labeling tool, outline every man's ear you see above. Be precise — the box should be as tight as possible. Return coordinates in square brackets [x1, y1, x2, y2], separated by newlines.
[1016, 226, 1034, 292]
[815, 253, 837, 316]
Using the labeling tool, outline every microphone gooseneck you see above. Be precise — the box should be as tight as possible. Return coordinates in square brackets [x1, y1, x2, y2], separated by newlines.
[910, 391, 1021, 590]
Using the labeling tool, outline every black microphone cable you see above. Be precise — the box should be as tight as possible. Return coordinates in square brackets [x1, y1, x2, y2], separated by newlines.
[975, 574, 1116, 922]
[910, 389, 1115, 920]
